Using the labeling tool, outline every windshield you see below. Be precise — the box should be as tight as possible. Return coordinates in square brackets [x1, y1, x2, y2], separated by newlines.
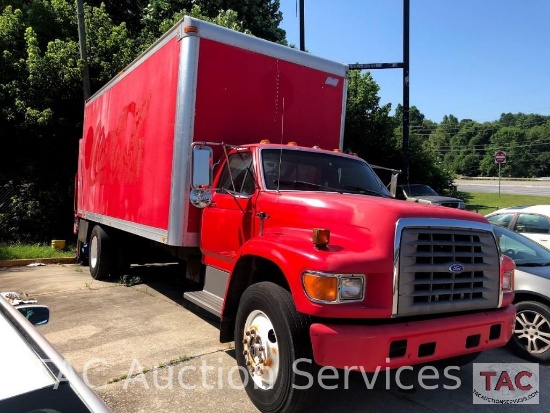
[493, 225, 550, 266]
[403, 184, 439, 197]
[261, 148, 390, 197]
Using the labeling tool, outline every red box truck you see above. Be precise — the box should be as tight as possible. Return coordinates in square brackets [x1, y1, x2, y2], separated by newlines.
[75, 16, 515, 413]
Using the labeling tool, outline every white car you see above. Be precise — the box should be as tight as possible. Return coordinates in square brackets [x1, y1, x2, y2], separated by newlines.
[0, 294, 110, 412]
[486, 205, 550, 248]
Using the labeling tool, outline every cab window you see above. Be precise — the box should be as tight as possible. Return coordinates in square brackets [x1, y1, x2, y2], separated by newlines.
[217, 152, 255, 195]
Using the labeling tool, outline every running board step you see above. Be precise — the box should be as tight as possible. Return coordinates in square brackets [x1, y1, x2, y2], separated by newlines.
[183, 290, 223, 317]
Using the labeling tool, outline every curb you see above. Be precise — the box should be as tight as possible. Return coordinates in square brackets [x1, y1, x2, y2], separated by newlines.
[0, 257, 78, 268]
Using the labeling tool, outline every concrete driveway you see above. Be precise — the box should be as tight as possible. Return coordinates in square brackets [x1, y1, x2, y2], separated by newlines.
[1, 263, 548, 412]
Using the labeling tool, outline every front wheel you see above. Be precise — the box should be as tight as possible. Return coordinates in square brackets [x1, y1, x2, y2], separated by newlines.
[508, 301, 550, 362]
[235, 282, 317, 413]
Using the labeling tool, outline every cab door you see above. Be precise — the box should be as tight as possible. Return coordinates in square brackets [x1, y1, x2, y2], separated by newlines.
[200, 151, 257, 271]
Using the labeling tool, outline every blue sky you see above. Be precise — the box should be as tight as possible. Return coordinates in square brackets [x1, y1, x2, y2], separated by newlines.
[278, 0, 550, 123]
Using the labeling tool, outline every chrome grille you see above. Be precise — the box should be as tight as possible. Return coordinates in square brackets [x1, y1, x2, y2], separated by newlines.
[396, 221, 500, 317]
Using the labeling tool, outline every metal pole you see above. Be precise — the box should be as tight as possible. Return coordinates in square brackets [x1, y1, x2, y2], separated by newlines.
[299, 0, 305, 51]
[499, 163, 501, 196]
[76, 0, 91, 100]
[403, 0, 410, 181]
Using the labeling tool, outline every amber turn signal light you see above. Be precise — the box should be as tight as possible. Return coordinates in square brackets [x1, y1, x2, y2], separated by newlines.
[303, 273, 338, 302]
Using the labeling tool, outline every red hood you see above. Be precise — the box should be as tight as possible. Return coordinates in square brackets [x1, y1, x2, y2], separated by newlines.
[258, 191, 490, 273]
[261, 191, 487, 232]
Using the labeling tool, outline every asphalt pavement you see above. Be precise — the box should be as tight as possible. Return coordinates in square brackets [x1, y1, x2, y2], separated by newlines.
[1, 263, 548, 412]
[455, 179, 550, 197]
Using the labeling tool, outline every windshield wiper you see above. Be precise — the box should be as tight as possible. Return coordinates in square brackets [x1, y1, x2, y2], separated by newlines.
[274, 180, 343, 193]
[340, 185, 391, 198]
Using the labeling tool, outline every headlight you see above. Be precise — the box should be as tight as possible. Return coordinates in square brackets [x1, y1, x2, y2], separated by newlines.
[302, 272, 365, 303]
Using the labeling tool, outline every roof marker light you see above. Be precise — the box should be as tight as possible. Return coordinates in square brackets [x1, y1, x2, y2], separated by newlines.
[312, 228, 330, 248]
[287, 141, 297, 146]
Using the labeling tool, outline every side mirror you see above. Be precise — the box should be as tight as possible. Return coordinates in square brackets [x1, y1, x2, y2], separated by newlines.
[191, 145, 213, 188]
[190, 145, 213, 209]
[16, 305, 50, 326]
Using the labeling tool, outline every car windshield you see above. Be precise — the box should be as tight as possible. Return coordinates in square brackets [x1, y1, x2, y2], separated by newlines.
[261, 148, 391, 197]
[493, 225, 550, 266]
[402, 184, 439, 197]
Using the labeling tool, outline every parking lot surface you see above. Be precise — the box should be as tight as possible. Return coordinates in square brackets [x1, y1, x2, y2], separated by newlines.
[1, 263, 548, 412]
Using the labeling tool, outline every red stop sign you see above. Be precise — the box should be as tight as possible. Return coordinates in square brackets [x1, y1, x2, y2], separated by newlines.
[495, 150, 507, 164]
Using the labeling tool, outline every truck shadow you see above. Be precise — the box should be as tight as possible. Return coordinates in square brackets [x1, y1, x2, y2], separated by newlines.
[117, 263, 219, 328]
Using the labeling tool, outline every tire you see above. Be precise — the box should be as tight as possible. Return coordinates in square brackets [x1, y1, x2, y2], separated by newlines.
[508, 301, 550, 362]
[235, 282, 317, 413]
[89, 225, 113, 280]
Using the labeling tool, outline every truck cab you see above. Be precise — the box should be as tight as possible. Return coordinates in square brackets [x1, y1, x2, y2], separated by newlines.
[186, 140, 515, 412]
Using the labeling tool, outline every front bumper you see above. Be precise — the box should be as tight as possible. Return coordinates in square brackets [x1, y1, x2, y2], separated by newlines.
[310, 305, 516, 371]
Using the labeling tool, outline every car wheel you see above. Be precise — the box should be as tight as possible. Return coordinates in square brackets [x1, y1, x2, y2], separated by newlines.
[235, 282, 317, 413]
[89, 225, 113, 280]
[509, 301, 550, 362]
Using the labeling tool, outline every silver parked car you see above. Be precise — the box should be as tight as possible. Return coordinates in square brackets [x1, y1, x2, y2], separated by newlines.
[492, 224, 550, 362]
[395, 184, 465, 209]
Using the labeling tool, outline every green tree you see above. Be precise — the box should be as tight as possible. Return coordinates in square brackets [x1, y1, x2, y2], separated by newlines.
[344, 70, 399, 168]
[479, 127, 533, 177]
[0, 0, 286, 243]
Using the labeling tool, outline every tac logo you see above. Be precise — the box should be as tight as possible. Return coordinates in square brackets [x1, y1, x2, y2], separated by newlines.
[472, 363, 539, 404]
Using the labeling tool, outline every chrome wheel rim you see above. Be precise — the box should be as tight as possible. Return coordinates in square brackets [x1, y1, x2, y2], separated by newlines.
[514, 309, 550, 354]
[90, 235, 98, 270]
[242, 310, 280, 390]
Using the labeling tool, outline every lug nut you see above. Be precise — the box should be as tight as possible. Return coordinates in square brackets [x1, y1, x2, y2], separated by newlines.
[243, 350, 248, 355]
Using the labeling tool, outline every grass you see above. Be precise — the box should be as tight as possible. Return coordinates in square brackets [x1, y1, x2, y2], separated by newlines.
[0, 243, 75, 261]
[461, 192, 550, 216]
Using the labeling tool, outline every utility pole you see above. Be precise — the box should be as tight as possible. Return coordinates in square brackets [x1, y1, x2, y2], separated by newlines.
[299, 0, 305, 51]
[402, 0, 410, 180]
[348, 0, 411, 181]
[76, 0, 91, 100]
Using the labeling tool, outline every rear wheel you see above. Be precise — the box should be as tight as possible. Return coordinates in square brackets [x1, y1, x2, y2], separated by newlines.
[235, 282, 317, 413]
[89, 225, 113, 280]
[509, 301, 550, 362]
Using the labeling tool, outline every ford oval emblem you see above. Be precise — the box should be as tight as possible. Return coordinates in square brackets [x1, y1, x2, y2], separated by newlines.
[449, 263, 464, 273]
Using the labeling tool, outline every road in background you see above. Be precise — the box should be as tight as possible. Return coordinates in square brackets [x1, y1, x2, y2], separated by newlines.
[455, 179, 550, 197]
